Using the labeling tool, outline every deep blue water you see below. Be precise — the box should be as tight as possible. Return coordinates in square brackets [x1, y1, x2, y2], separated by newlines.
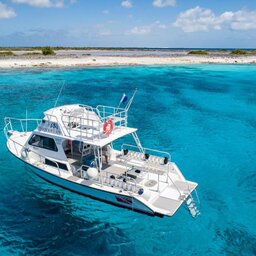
[0, 65, 256, 256]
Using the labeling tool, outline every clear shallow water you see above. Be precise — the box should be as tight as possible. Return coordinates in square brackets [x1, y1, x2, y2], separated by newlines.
[0, 65, 256, 255]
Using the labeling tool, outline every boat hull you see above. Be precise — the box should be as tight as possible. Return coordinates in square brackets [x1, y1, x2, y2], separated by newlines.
[27, 163, 159, 217]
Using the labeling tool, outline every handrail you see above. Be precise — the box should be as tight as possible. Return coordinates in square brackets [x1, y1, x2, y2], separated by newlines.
[167, 172, 183, 197]
[4, 103, 129, 143]
[61, 113, 103, 139]
[120, 144, 171, 186]
[4, 117, 41, 134]
[78, 164, 138, 192]
[121, 143, 171, 160]
[194, 189, 200, 204]
[43, 113, 65, 135]
[96, 105, 126, 113]
[96, 105, 127, 125]
[4, 117, 41, 122]
[61, 106, 128, 140]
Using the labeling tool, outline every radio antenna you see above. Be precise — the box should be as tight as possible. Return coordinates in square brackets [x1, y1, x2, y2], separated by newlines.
[54, 81, 66, 108]
[25, 107, 28, 134]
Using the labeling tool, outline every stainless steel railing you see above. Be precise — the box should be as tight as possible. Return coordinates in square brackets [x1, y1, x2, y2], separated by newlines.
[77, 164, 138, 193]
[61, 105, 128, 140]
[4, 117, 41, 134]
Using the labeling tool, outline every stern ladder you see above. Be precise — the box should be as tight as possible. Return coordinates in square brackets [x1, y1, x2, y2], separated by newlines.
[185, 193, 200, 218]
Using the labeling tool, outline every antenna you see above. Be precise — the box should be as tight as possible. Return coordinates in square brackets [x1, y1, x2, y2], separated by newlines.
[54, 81, 66, 108]
[125, 88, 137, 112]
[25, 107, 28, 134]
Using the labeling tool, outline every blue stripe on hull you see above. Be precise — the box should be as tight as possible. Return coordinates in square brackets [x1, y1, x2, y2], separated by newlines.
[29, 165, 159, 217]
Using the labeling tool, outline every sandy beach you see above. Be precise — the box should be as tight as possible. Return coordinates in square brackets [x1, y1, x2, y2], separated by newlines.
[0, 50, 256, 68]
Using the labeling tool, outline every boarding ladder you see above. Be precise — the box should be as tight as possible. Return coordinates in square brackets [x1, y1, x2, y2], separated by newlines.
[185, 192, 200, 218]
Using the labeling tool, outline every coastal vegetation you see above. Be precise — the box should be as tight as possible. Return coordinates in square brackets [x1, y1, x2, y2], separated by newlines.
[230, 49, 247, 55]
[42, 47, 55, 55]
[188, 50, 208, 55]
[0, 51, 15, 56]
[0, 47, 255, 55]
[22, 52, 41, 56]
[0, 46, 157, 51]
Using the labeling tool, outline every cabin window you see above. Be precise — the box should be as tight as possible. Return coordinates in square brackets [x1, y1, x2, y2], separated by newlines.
[45, 159, 68, 171]
[28, 134, 58, 152]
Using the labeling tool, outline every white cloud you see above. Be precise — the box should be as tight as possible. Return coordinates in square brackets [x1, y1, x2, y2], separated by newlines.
[230, 10, 256, 30]
[0, 2, 16, 19]
[174, 6, 256, 32]
[12, 0, 64, 8]
[173, 6, 215, 32]
[130, 26, 151, 35]
[153, 0, 176, 8]
[121, 0, 132, 9]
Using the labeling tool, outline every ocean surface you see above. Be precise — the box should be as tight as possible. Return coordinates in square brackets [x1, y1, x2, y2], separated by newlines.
[0, 65, 256, 256]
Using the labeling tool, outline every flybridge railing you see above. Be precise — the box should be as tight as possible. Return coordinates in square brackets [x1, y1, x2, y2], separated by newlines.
[60, 105, 128, 140]
[40, 113, 65, 135]
[4, 116, 65, 137]
[61, 113, 103, 140]
[96, 105, 128, 127]
[4, 117, 41, 135]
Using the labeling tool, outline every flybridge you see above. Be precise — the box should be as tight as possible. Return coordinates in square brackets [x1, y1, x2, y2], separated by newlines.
[36, 104, 137, 147]
[36, 89, 138, 144]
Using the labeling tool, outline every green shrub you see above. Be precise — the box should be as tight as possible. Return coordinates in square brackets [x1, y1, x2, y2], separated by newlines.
[188, 50, 208, 55]
[0, 51, 15, 56]
[22, 51, 41, 56]
[230, 49, 247, 55]
[42, 47, 55, 55]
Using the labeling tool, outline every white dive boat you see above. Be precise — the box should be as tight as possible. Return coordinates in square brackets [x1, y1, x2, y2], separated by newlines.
[4, 96, 200, 218]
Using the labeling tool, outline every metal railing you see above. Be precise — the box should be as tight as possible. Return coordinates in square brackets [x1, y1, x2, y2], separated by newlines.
[61, 113, 103, 139]
[4, 117, 41, 134]
[119, 144, 176, 192]
[5, 104, 129, 142]
[61, 105, 128, 140]
[121, 144, 171, 161]
[96, 105, 127, 127]
[42, 113, 65, 135]
[77, 164, 138, 193]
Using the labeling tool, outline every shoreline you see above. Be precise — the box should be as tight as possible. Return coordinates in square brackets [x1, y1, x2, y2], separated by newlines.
[0, 54, 256, 69]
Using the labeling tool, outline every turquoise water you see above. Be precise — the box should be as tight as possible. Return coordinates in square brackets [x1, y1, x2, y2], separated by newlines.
[0, 65, 256, 255]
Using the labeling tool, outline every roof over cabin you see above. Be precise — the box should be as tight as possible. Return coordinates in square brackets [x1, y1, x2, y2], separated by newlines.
[36, 104, 137, 147]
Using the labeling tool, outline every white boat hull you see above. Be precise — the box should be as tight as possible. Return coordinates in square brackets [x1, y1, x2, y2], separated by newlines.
[27, 163, 159, 217]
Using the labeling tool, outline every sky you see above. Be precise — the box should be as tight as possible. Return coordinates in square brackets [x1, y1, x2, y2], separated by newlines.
[0, 0, 256, 48]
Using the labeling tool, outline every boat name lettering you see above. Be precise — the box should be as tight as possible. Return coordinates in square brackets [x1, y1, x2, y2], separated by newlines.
[38, 121, 61, 134]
